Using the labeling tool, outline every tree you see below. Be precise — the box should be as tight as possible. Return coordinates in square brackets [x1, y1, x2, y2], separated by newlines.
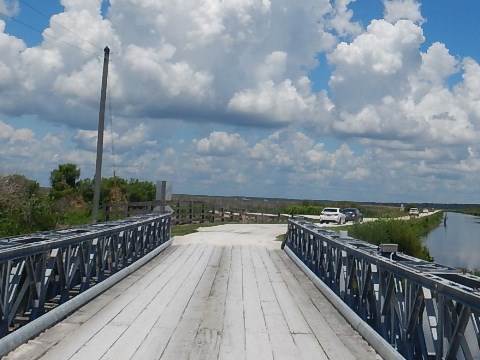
[101, 177, 128, 204]
[77, 178, 95, 203]
[127, 179, 156, 202]
[50, 163, 81, 199]
[0, 174, 56, 236]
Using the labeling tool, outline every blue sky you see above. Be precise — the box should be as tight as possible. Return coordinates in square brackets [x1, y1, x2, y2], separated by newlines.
[1, 0, 480, 203]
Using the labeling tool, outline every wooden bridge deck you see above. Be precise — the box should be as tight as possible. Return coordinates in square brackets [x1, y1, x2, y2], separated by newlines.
[5, 224, 380, 360]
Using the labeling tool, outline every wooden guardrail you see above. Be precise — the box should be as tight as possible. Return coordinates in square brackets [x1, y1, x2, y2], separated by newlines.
[104, 200, 289, 224]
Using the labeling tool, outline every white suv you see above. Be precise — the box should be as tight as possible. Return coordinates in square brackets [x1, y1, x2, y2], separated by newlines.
[409, 208, 419, 217]
[320, 207, 346, 224]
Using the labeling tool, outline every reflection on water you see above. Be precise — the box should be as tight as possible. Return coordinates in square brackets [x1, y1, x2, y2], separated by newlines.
[423, 212, 480, 269]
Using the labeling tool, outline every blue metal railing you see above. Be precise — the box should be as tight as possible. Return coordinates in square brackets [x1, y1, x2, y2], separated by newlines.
[286, 218, 480, 360]
[0, 212, 171, 337]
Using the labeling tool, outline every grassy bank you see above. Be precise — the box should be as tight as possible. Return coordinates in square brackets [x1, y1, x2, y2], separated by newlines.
[280, 201, 404, 218]
[347, 212, 444, 261]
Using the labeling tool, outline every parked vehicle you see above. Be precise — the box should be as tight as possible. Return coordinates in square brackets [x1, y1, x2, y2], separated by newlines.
[342, 208, 363, 222]
[320, 207, 346, 224]
[409, 208, 420, 217]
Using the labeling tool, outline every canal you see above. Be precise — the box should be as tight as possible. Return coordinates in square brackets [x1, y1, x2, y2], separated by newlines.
[423, 212, 480, 270]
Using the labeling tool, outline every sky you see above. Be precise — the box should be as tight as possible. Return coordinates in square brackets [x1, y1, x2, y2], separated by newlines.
[1, 0, 480, 203]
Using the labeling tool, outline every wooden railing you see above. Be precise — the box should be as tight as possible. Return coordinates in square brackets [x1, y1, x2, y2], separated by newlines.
[104, 200, 290, 224]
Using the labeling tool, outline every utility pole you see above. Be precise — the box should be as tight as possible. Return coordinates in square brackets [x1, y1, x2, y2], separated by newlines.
[92, 46, 110, 224]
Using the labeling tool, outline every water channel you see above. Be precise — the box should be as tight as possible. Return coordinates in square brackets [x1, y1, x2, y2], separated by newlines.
[423, 212, 480, 270]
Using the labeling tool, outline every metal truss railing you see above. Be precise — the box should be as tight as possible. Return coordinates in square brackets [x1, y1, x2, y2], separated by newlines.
[0, 212, 171, 337]
[286, 218, 480, 360]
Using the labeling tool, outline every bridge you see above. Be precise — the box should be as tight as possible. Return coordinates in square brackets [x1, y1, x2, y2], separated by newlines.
[0, 212, 479, 359]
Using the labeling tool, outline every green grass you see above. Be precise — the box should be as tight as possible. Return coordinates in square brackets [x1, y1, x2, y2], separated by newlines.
[280, 212, 444, 262]
[60, 209, 92, 226]
[347, 212, 444, 261]
[171, 222, 228, 237]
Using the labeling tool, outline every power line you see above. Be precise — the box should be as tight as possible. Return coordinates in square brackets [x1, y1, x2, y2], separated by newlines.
[18, 0, 105, 53]
[107, 85, 117, 179]
[0, 10, 101, 58]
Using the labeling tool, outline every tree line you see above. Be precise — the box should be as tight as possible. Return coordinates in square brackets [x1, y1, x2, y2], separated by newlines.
[0, 163, 156, 237]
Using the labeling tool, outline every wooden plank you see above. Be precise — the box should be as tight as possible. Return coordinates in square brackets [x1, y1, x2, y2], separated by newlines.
[3, 323, 78, 360]
[39, 244, 195, 360]
[130, 244, 216, 359]
[250, 246, 302, 360]
[110, 244, 199, 326]
[68, 324, 127, 360]
[159, 246, 223, 360]
[259, 246, 311, 335]
[270, 281, 312, 334]
[242, 246, 273, 360]
[293, 333, 328, 360]
[272, 249, 380, 360]
[218, 246, 245, 360]
[188, 246, 232, 360]
[100, 244, 213, 360]
[268, 248, 357, 360]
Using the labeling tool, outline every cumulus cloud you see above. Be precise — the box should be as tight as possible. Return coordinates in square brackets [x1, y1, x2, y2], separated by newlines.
[228, 79, 314, 125]
[0, 0, 347, 129]
[74, 122, 153, 153]
[383, 0, 424, 25]
[2, 0, 480, 202]
[195, 131, 247, 156]
[329, 0, 362, 37]
[328, 19, 424, 111]
[418, 42, 457, 85]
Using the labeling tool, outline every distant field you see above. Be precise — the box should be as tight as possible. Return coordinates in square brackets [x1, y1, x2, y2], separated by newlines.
[172, 194, 406, 219]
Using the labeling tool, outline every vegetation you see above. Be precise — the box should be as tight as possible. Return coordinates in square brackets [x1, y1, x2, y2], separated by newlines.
[455, 207, 480, 216]
[347, 212, 444, 261]
[50, 163, 81, 199]
[0, 163, 158, 237]
[279, 200, 404, 219]
[171, 222, 223, 237]
[0, 174, 57, 236]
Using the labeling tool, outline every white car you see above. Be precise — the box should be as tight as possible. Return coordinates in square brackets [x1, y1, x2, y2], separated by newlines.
[409, 208, 419, 217]
[320, 207, 346, 224]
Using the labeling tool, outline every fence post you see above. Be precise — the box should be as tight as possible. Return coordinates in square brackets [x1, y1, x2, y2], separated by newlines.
[176, 200, 180, 222]
[201, 203, 205, 223]
[211, 205, 215, 222]
[189, 201, 193, 223]
[221, 207, 225, 222]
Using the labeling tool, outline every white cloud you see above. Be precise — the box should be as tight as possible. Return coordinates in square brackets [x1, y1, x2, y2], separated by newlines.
[195, 131, 247, 156]
[328, 19, 424, 115]
[228, 79, 316, 125]
[0, 120, 13, 139]
[344, 167, 370, 181]
[383, 0, 424, 25]
[329, 0, 362, 37]
[0, 0, 19, 16]
[74, 122, 152, 153]
[418, 42, 457, 85]
[0, 0, 350, 129]
[2, 0, 480, 202]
